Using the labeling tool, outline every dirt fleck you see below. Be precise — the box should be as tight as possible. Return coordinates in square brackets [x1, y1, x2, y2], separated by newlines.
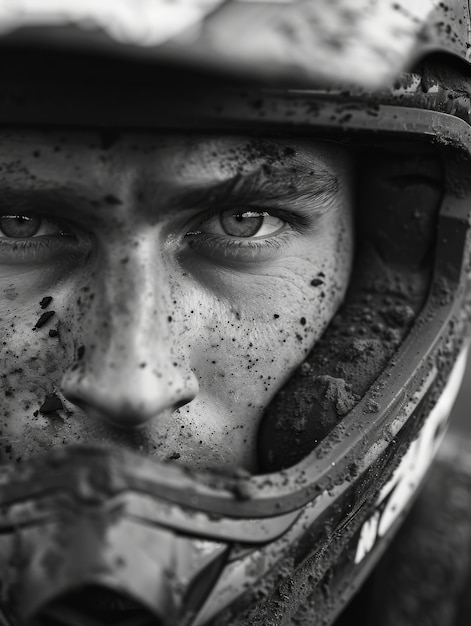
[39, 394, 63, 415]
[33, 311, 55, 329]
[103, 194, 122, 205]
[39, 296, 53, 309]
[166, 452, 181, 461]
[364, 399, 380, 414]
[318, 376, 359, 416]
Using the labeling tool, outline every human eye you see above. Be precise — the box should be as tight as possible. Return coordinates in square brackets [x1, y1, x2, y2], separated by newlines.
[0, 212, 88, 265]
[185, 206, 300, 263]
[0, 213, 73, 239]
[189, 208, 286, 239]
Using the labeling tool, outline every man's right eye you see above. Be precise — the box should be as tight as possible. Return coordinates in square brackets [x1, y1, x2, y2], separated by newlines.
[0, 214, 73, 239]
[0, 212, 89, 266]
[0, 214, 41, 238]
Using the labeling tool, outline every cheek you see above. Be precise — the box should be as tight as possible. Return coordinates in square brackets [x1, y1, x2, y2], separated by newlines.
[0, 276, 66, 381]
[0, 279, 74, 460]
[181, 213, 353, 453]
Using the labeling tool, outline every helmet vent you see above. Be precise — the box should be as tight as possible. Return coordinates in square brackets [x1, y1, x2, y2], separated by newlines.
[30, 585, 159, 626]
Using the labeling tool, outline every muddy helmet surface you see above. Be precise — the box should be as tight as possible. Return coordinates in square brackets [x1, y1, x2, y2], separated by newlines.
[0, 2, 470, 626]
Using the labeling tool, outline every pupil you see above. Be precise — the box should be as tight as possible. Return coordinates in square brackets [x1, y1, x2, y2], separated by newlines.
[220, 211, 263, 237]
[0, 214, 41, 238]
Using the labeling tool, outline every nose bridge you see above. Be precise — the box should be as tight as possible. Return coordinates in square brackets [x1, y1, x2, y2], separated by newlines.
[62, 230, 198, 427]
[103, 231, 173, 364]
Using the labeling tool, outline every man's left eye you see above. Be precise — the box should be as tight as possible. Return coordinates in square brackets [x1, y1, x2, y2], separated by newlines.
[192, 208, 285, 239]
[0, 214, 72, 238]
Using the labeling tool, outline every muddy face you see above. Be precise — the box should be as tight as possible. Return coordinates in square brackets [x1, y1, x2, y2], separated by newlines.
[0, 131, 353, 472]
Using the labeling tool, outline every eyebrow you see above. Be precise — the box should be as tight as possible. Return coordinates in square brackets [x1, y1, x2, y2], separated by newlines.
[169, 162, 340, 212]
[0, 185, 109, 229]
[0, 157, 340, 223]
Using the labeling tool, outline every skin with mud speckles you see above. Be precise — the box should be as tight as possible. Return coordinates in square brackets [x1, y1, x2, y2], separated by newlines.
[259, 148, 443, 471]
[0, 131, 353, 472]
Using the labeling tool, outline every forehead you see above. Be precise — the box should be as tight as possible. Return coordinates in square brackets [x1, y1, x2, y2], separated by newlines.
[0, 129, 343, 178]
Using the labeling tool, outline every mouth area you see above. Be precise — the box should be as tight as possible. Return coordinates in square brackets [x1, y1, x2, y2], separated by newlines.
[32, 585, 160, 626]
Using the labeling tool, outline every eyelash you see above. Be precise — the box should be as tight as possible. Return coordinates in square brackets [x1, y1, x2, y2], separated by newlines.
[189, 229, 294, 253]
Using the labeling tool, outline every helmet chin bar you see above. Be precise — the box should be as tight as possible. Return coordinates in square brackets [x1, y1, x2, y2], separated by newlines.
[0, 95, 469, 625]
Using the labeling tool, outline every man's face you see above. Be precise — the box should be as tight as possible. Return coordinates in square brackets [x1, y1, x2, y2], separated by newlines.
[0, 131, 353, 472]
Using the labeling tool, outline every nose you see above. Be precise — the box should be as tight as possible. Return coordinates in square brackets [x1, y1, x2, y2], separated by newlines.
[63, 358, 198, 429]
[61, 233, 198, 429]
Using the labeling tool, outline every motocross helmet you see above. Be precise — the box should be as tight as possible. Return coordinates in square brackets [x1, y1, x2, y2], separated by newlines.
[0, 1, 469, 625]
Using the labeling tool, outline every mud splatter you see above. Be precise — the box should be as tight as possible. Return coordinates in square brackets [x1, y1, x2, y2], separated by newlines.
[39, 296, 53, 309]
[33, 311, 55, 330]
[39, 393, 63, 415]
